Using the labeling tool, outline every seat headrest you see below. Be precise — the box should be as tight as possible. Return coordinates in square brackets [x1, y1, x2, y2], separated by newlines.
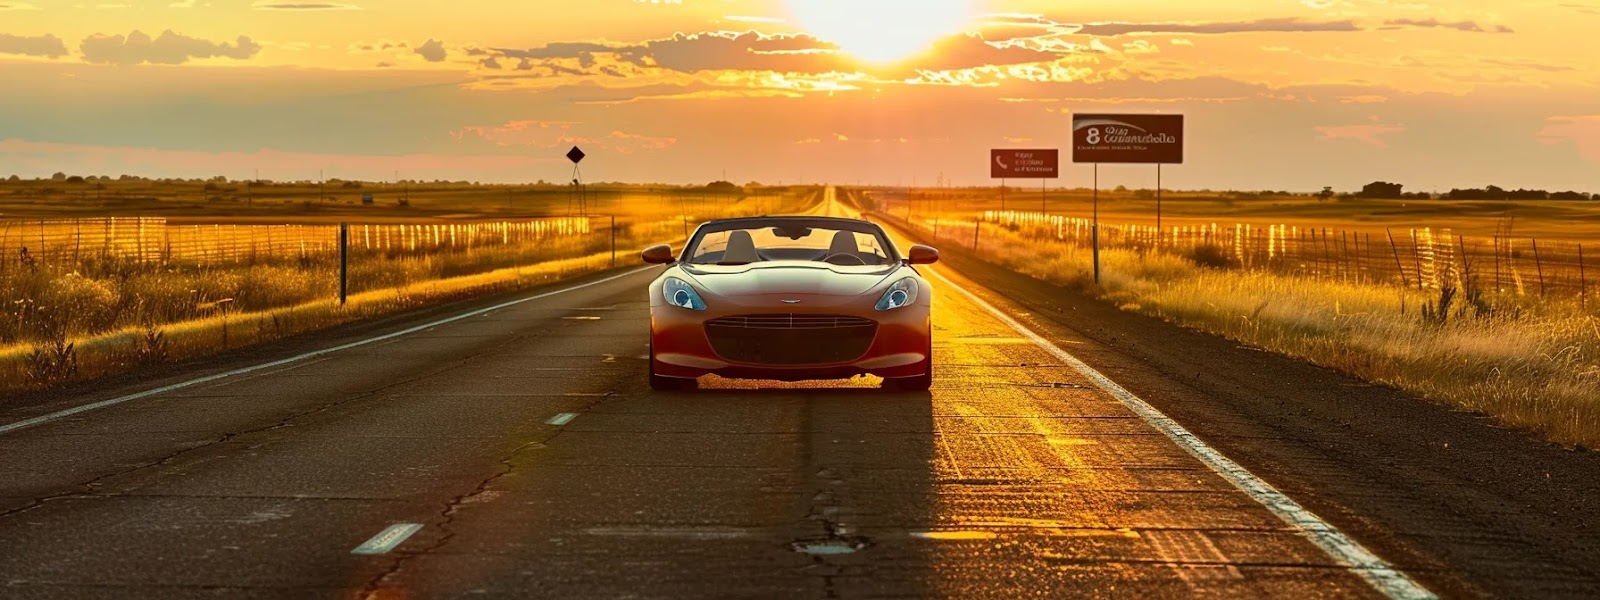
[722, 230, 759, 264]
[828, 230, 858, 256]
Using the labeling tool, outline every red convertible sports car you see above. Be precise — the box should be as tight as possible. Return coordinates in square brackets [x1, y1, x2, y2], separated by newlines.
[642, 216, 939, 391]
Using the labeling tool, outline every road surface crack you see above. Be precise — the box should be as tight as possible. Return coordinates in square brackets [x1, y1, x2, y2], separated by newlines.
[355, 434, 562, 599]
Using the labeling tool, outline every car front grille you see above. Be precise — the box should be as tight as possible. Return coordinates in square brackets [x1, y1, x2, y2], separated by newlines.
[705, 314, 877, 365]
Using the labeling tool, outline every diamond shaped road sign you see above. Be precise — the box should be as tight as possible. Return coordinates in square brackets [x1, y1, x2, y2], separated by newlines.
[566, 146, 586, 164]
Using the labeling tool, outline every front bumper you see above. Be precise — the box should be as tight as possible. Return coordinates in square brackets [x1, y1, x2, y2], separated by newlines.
[651, 299, 930, 382]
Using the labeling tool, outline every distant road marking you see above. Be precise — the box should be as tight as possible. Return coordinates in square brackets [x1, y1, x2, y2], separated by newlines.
[351, 523, 423, 555]
[924, 266, 1436, 600]
[546, 412, 578, 426]
[0, 267, 656, 438]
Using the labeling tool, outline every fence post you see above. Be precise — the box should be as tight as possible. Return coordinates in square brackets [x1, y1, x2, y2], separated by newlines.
[0, 220, 11, 273]
[1531, 238, 1546, 297]
[1364, 233, 1374, 285]
[1387, 228, 1408, 289]
[610, 214, 617, 268]
[972, 219, 981, 251]
[339, 222, 349, 306]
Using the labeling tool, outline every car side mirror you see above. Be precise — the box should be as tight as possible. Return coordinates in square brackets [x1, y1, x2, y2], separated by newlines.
[906, 245, 940, 265]
[641, 244, 675, 264]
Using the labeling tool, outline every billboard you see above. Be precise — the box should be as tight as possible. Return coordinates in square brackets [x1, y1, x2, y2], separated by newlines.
[990, 149, 1060, 179]
[1072, 114, 1184, 164]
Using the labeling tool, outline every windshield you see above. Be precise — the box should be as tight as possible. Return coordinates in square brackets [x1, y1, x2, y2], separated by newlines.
[686, 220, 896, 266]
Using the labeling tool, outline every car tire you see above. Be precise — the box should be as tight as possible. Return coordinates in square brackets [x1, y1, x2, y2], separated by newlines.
[649, 340, 694, 392]
[887, 336, 933, 392]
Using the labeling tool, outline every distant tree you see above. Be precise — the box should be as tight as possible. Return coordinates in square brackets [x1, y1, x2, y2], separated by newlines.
[51, 172, 67, 181]
[1448, 186, 1506, 200]
[65, 175, 85, 184]
[705, 181, 741, 194]
[1550, 190, 1586, 200]
[1113, 185, 1129, 193]
[1316, 186, 1335, 200]
[1360, 181, 1404, 198]
[5, 175, 18, 182]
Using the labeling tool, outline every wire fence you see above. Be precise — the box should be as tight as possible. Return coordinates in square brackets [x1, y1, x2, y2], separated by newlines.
[906, 209, 1592, 304]
[0, 216, 598, 268]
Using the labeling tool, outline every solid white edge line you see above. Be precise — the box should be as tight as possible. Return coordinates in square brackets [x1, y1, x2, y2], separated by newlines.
[0, 267, 657, 437]
[924, 265, 1436, 600]
[351, 523, 424, 555]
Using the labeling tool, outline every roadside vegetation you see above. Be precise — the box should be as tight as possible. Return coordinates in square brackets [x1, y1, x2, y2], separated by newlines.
[864, 189, 1600, 449]
[0, 183, 817, 395]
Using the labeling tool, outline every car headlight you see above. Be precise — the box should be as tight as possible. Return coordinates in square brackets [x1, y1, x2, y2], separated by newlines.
[663, 277, 706, 311]
[875, 277, 919, 311]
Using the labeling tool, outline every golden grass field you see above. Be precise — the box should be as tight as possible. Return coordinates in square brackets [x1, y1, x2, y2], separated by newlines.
[0, 179, 819, 395]
[888, 186, 1600, 240]
[863, 189, 1600, 448]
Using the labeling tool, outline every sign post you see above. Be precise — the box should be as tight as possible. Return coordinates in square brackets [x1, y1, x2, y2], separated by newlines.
[1072, 114, 1185, 283]
[990, 148, 1060, 216]
[566, 146, 587, 216]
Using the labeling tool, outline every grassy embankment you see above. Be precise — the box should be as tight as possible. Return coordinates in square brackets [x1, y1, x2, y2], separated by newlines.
[867, 188, 1600, 448]
[0, 185, 819, 396]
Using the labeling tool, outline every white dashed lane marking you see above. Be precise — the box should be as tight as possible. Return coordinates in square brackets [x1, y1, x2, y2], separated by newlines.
[546, 413, 578, 426]
[351, 523, 423, 556]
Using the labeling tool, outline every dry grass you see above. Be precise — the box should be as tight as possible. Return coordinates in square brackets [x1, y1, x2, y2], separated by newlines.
[893, 209, 1600, 448]
[0, 188, 820, 395]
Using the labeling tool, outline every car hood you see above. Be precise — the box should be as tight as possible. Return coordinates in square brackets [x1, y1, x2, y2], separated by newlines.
[681, 261, 899, 297]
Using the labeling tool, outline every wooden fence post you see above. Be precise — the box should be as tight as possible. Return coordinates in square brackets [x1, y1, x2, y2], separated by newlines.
[1387, 228, 1408, 289]
[1337, 230, 1347, 281]
[1531, 238, 1546, 297]
[1364, 232, 1374, 284]
[0, 220, 11, 272]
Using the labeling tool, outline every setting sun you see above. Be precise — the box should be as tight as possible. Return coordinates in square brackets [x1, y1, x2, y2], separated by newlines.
[785, 0, 974, 63]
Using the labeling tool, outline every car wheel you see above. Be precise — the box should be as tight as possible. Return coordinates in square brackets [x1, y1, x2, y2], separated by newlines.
[649, 340, 694, 391]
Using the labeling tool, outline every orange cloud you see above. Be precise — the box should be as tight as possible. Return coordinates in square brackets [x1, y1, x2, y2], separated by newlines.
[1537, 116, 1600, 163]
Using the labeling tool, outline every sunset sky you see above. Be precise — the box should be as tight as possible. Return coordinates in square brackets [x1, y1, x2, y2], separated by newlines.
[1, 0, 1597, 192]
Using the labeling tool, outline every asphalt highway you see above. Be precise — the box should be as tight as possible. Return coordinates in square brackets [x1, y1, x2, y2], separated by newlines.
[0, 191, 1589, 598]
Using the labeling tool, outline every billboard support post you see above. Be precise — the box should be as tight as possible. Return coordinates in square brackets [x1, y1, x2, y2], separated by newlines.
[1001, 178, 1006, 213]
[338, 222, 349, 306]
[1093, 164, 1101, 285]
[1157, 164, 1163, 241]
[1041, 178, 1047, 215]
